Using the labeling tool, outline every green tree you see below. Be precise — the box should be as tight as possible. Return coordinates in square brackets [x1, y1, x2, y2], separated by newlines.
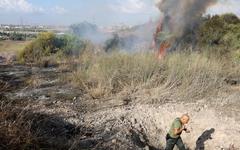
[197, 15, 227, 46]
[197, 13, 240, 49]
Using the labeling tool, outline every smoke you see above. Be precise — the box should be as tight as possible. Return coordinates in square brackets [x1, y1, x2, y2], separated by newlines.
[69, 22, 111, 44]
[156, 0, 218, 38]
[104, 21, 157, 52]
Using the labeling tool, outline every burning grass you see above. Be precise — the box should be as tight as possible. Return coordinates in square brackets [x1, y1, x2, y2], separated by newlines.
[70, 49, 240, 99]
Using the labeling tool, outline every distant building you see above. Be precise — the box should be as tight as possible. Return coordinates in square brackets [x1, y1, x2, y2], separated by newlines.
[3, 26, 10, 29]
[56, 32, 65, 35]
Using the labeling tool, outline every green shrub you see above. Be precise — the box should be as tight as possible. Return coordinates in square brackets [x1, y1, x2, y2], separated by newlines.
[18, 32, 56, 62]
[222, 24, 240, 49]
[197, 15, 227, 46]
[18, 32, 86, 63]
[197, 14, 240, 48]
[9, 32, 26, 41]
[232, 49, 240, 62]
[59, 35, 85, 55]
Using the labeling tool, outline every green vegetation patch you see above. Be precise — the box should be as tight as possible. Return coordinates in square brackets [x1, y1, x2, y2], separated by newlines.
[18, 32, 86, 63]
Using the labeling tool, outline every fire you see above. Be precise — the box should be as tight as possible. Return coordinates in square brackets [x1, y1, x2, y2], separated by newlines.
[158, 41, 170, 59]
[153, 0, 217, 59]
[152, 20, 171, 60]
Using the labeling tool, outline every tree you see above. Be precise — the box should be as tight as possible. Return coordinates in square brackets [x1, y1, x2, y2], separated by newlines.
[197, 15, 227, 46]
[220, 13, 240, 25]
[197, 14, 240, 48]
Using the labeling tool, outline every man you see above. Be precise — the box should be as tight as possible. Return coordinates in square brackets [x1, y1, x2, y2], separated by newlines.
[165, 114, 190, 150]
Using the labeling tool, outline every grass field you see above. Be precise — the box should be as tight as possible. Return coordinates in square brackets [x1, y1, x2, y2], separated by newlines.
[69, 50, 240, 99]
[0, 40, 31, 53]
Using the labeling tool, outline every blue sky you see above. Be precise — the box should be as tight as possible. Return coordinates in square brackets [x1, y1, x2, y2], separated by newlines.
[0, 0, 239, 26]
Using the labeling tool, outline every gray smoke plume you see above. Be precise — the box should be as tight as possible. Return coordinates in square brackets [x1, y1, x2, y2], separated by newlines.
[156, 0, 217, 38]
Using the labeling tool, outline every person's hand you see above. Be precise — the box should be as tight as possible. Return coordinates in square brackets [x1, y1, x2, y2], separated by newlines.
[185, 128, 190, 133]
[183, 125, 190, 133]
[181, 125, 186, 132]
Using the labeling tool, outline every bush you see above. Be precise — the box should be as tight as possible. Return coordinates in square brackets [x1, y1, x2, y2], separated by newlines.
[222, 24, 240, 49]
[9, 32, 26, 41]
[59, 35, 85, 55]
[18, 32, 86, 63]
[220, 13, 240, 24]
[18, 32, 56, 62]
[197, 14, 240, 49]
[197, 15, 226, 46]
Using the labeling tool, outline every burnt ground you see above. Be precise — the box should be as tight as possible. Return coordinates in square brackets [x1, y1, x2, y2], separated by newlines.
[1, 64, 240, 150]
[0, 64, 158, 150]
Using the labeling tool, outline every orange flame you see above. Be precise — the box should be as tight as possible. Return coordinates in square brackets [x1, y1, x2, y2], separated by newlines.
[153, 19, 171, 60]
[158, 41, 170, 59]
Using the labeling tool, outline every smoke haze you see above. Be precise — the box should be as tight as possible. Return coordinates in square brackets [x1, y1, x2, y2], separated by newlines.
[156, 0, 218, 37]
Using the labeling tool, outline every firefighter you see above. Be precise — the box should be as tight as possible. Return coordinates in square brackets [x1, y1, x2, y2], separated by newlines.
[165, 114, 190, 150]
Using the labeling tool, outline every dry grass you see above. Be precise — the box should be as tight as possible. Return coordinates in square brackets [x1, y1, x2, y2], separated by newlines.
[159, 52, 224, 98]
[0, 99, 82, 150]
[70, 52, 160, 97]
[0, 40, 31, 53]
[69, 50, 240, 99]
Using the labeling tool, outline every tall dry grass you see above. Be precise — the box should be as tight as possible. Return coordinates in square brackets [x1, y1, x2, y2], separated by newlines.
[0, 40, 30, 53]
[0, 99, 83, 149]
[70, 50, 240, 99]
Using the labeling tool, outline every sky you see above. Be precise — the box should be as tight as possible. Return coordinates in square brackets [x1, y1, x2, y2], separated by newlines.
[0, 0, 239, 26]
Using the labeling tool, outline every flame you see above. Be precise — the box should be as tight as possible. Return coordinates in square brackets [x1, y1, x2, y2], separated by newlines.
[158, 41, 170, 59]
[152, 20, 171, 60]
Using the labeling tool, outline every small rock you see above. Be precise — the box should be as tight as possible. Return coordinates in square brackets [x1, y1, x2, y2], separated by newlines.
[120, 116, 125, 121]
[105, 128, 111, 132]
[144, 146, 150, 150]
[112, 139, 117, 143]
[38, 95, 49, 100]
